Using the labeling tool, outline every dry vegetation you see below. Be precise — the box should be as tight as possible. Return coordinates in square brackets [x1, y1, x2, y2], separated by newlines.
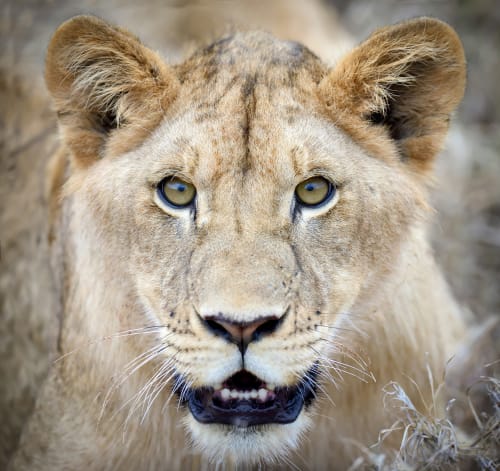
[349, 373, 499, 470]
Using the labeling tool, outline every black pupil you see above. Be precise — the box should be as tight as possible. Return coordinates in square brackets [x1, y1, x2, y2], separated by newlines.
[174, 183, 186, 192]
[305, 183, 316, 192]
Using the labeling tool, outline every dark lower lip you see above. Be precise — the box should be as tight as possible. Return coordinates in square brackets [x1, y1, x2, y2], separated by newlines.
[177, 366, 319, 427]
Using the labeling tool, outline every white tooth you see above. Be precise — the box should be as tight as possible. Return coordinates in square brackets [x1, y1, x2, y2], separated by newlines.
[244, 392, 250, 400]
[258, 388, 268, 401]
[214, 383, 222, 390]
[230, 390, 239, 399]
[268, 384, 276, 391]
[220, 388, 231, 401]
[250, 389, 258, 399]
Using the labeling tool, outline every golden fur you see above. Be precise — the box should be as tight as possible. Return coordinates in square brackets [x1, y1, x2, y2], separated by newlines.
[7, 13, 467, 470]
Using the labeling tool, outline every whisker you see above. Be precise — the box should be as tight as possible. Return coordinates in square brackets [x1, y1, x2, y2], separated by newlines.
[315, 315, 369, 340]
[313, 335, 372, 373]
[140, 365, 179, 423]
[100, 343, 170, 423]
[126, 360, 177, 427]
[54, 324, 168, 364]
[121, 361, 170, 433]
[160, 355, 189, 413]
[320, 361, 372, 383]
[177, 375, 194, 409]
[309, 345, 373, 383]
[120, 358, 179, 436]
[314, 323, 358, 333]
[120, 338, 171, 375]
[293, 369, 335, 408]
[140, 360, 179, 416]
[317, 366, 341, 390]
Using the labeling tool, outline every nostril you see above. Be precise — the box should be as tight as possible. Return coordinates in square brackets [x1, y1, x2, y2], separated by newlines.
[203, 318, 235, 343]
[251, 317, 283, 342]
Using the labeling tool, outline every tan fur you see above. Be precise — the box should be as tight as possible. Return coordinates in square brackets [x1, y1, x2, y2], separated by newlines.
[7, 15, 467, 470]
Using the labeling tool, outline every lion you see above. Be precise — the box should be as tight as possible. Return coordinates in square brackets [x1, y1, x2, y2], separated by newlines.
[5, 12, 467, 470]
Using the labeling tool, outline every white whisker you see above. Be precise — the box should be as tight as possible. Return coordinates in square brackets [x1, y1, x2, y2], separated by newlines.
[54, 324, 168, 364]
[100, 341, 171, 424]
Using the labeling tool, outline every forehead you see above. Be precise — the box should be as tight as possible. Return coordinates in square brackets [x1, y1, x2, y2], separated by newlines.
[153, 32, 329, 181]
[176, 31, 325, 93]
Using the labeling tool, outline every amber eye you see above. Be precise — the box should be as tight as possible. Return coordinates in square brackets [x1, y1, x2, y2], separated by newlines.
[157, 176, 196, 208]
[295, 176, 334, 207]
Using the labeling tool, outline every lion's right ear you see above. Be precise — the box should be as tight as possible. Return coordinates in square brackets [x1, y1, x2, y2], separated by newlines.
[45, 16, 178, 167]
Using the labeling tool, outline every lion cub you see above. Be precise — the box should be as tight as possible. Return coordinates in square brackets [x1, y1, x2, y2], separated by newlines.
[9, 15, 466, 470]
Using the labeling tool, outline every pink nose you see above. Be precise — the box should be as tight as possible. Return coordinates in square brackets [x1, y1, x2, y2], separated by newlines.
[202, 315, 282, 354]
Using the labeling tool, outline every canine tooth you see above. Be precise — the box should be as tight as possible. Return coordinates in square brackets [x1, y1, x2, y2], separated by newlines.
[214, 383, 222, 390]
[250, 389, 258, 399]
[220, 388, 231, 401]
[267, 384, 276, 391]
[258, 388, 268, 401]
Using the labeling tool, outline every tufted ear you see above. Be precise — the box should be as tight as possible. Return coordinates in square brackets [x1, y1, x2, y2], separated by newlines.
[45, 15, 179, 167]
[318, 17, 466, 173]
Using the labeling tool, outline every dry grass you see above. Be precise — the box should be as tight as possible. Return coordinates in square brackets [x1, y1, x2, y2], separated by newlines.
[349, 372, 499, 470]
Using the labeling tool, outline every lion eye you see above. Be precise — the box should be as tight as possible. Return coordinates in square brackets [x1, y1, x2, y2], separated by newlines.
[157, 176, 196, 208]
[295, 177, 334, 207]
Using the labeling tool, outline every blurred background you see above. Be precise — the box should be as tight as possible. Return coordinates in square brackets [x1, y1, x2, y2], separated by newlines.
[1, 0, 499, 466]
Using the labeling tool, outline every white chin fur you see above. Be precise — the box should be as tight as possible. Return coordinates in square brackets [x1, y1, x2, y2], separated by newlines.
[183, 412, 311, 466]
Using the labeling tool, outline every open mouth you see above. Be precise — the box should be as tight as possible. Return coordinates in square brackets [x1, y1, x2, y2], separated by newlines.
[178, 367, 318, 427]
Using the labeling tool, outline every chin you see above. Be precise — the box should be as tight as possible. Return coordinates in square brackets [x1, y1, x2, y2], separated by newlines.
[184, 413, 312, 466]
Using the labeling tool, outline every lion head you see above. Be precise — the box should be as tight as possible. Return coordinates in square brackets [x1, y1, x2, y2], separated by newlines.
[45, 16, 465, 466]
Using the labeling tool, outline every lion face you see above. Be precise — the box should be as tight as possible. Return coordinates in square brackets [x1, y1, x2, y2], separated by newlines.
[46, 17, 465, 465]
[67, 35, 423, 464]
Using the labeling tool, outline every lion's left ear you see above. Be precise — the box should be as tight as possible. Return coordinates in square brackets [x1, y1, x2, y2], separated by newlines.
[318, 17, 466, 173]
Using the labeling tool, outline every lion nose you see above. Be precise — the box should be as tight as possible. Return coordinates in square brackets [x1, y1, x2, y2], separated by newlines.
[201, 315, 283, 355]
